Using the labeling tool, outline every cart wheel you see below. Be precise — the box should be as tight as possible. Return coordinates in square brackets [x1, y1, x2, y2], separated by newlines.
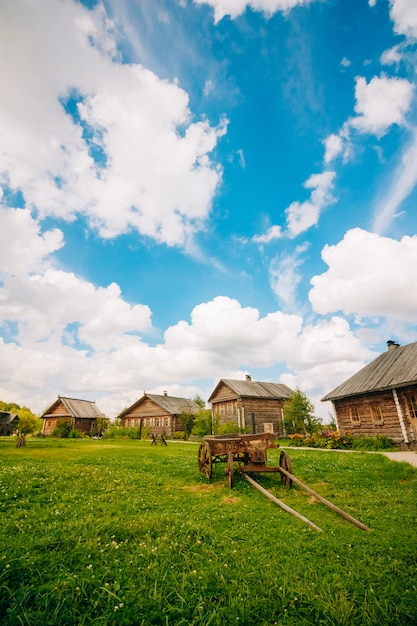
[225, 452, 234, 489]
[279, 450, 293, 487]
[198, 442, 212, 480]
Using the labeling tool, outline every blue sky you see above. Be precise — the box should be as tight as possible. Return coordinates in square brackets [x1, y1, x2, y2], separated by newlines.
[1, 0, 417, 420]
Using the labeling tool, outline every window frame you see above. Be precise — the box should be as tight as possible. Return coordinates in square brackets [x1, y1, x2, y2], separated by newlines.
[370, 404, 383, 423]
[350, 406, 361, 424]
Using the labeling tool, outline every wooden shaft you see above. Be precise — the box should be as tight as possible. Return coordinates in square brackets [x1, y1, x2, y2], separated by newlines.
[241, 473, 322, 532]
[278, 467, 371, 532]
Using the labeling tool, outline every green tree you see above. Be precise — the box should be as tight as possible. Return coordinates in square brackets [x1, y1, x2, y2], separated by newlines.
[179, 408, 196, 440]
[283, 388, 321, 436]
[192, 395, 206, 409]
[92, 416, 110, 437]
[15, 409, 42, 447]
[192, 409, 212, 437]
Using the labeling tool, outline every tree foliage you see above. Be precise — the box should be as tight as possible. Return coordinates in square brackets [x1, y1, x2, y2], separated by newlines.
[283, 388, 321, 436]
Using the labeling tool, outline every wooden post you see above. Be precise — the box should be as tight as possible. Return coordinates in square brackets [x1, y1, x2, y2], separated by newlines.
[278, 466, 371, 531]
[241, 473, 322, 532]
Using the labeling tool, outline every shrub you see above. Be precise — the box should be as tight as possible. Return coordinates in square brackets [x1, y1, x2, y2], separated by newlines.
[351, 435, 395, 451]
[171, 431, 186, 440]
[288, 430, 354, 449]
[52, 420, 73, 438]
[103, 426, 142, 439]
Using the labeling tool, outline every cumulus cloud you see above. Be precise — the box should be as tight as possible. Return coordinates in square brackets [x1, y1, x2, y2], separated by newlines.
[285, 171, 335, 237]
[390, 0, 417, 39]
[350, 75, 413, 137]
[0, 206, 64, 276]
[0, 0, 226, 247]
[193, 0, 314, 22]
[0, 289, 372, 419]
[309, 228, 417, 321]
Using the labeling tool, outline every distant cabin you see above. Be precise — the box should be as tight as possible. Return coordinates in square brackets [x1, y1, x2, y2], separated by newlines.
[0, 411, 19, 436]
[208, 375, 294, 435]
[41, 396, 104, 436]
[118, 392, 201, 436]
[322, 340, 417, 448]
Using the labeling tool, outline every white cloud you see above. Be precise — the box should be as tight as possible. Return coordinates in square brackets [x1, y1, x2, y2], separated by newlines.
[309, 228, 417, 321]
[0, 1, 226, 248]
[380, 45, 402, 65]
[252, 225, 282, 244]
[0, 290, 373, 420]
[193, 0, 314, 23]
[390, 0, 417, 39]
[323, 134, 343, 163]
[373, 128, 417, 232]
[350, 75, 414, 137]
[268, 244, 309, 311]
[285, 171, 335, 237]
[0, 206, 64, 277]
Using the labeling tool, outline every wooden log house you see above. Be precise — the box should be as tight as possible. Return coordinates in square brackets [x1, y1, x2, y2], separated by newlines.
[41, 396, 104, 436]
[118, 392, 201, 436]
[322, 340, 417, 448]
[0, 411, 19, 436]
[208, 375, 294, 435]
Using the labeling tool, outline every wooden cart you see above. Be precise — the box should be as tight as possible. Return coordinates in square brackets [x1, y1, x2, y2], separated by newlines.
[197, 432, 292, 488]
[197, 432, 370, 532]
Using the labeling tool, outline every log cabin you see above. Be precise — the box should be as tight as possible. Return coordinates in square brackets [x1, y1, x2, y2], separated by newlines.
[0, 411, 19, 436]
[208, 375, 294, 435]
[41, 396, 104, 436]
[118, 392, 201, 436]
[322, 340, 417, 448]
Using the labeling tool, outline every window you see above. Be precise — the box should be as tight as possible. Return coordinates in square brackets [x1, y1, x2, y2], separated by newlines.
[350, 407, 361, 423]
[155, 418, 160, 427]
[370, 404, 383, 423]
[406, 395, 417, 419]
[164, 417, 170, 427]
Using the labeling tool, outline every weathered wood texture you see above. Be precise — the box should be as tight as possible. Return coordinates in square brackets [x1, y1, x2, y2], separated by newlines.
[121, 398, 175, 434]
[41, 397, 102, 436]
[334, 385, 417, 443]
[210, 380, 290, 435]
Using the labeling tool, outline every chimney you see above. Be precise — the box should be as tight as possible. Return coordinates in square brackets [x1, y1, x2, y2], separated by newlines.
[387, 340, 400, 351]
[246, 374, 252, 382]
[163, 390, 168, 396]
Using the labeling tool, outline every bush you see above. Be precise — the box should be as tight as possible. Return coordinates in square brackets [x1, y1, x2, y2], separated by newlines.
[52, 420, 73, 438]
[171, 431, 186, 440]
[103, 426, 142, 439]
[351, 435, 395, 451]
[288, 430, 354, 449]
[288, 431, 395, 451]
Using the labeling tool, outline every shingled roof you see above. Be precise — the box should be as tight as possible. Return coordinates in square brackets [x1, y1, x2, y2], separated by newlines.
[322, 340, 417, 402]
[42, 396, 104, 419]
[118, 393, 200, 418]
[208, 378, 294, 402]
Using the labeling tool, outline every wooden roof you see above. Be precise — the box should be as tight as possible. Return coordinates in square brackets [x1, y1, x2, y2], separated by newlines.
[0, 411, 18, 425]
[208, 379, 294, 402]
[118, 393, 201, 418]
[322, 341, 417, 402]
[42, 396, 103, 419]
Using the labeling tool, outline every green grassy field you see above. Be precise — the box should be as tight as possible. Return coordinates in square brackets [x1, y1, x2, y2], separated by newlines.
[0, 438, 416, 625]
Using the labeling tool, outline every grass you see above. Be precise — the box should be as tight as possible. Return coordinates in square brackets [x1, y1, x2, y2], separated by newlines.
[0, 438, 416, 625]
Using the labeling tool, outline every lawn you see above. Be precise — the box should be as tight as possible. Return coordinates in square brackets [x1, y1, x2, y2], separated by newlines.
[0, 438, 416, 625]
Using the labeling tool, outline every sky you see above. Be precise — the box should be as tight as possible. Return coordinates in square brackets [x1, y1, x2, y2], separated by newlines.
[1, 0, 417, 421]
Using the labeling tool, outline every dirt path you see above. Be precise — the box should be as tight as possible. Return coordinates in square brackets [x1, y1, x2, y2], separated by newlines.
[379, 450, 417, 467]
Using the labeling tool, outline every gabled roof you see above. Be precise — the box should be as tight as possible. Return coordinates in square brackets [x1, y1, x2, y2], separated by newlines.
[208, 379, 294, 402]
[0, 411, 18, 425]
[118, 393, 200, 418]
[42, 396, 103, 419]
[322, 341, 417, 402]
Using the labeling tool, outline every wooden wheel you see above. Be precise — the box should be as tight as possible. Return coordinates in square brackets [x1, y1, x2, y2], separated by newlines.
[279, 450, 293, 487]
[225, 451, 234, 488]
[198, 442, 212, 480]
